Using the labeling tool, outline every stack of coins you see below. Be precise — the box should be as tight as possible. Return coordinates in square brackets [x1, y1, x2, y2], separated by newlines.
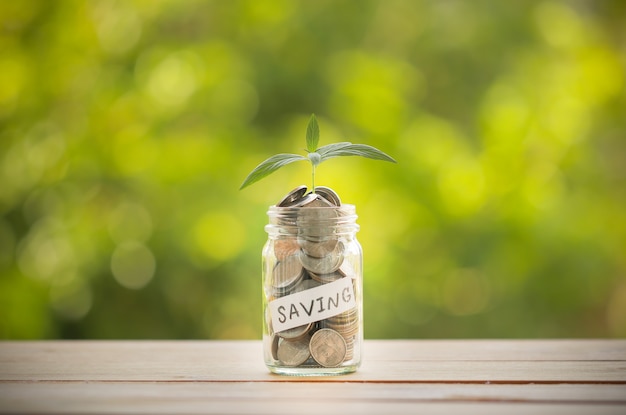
[266, 185, 360, 368]
[322, 259, 360, 360]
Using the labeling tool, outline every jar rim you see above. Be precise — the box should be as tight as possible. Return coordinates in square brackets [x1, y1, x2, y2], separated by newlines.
[267, 203, 356, 213]
[265, 204, 359, 234]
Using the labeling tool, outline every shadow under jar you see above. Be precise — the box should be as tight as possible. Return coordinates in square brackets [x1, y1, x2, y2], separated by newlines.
[262, 203, 363, 376]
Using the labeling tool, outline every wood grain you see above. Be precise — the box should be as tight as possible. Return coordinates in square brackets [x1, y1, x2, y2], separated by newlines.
[0, 340, 625, 414]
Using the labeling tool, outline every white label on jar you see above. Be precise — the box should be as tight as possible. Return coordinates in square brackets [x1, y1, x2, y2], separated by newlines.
[269, 277, 356, 333]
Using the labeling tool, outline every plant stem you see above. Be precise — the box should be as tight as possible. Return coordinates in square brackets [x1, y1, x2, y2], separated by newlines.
[311, 164, 316, 194]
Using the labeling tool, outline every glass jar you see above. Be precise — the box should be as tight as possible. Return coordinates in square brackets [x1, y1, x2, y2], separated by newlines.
[262, 203, 362, 375]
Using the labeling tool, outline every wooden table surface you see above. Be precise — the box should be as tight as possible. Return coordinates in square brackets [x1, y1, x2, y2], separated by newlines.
[1, 340, 625, 414]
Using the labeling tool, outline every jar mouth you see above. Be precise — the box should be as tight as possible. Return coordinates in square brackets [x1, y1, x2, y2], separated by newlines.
[266, 204, 359, 235]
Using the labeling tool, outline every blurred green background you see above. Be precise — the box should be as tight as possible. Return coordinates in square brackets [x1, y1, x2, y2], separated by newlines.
[1, 0, 625, 340]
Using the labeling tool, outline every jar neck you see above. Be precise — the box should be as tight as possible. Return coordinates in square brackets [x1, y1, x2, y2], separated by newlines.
[265, 204, 359, 237]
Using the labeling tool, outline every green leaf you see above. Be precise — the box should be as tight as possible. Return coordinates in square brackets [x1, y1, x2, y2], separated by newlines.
[321, 143, 397, 163]
[239, 153, 308, 189]
[306, 114, 319, 152]
[239, 117, 397, 191]
[316, 142, 352, 156]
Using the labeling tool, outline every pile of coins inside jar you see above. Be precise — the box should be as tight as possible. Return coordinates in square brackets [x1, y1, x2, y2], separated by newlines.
[265, 185, 360, 369]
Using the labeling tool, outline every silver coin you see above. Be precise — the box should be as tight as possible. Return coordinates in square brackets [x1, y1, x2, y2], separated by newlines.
[308, 270, 343, 284]
[278, 185, 308, 207]
[272, 253, 304, 292]
[297, 205, 337, 221]
[314, 186, 341, 206]
[325, 310, 358, 327]
[297, 201, 336, 240]
[292, 193, 318, 207]
[298, 237, 338, 258]
[280, 273, 321, 297]
[277, 322, 312, 340]
[301, 194, 333, 208]
[277, 336, 311, 366]
[296, 206, 338, 240]
[298, 241, 344, 274]
[325, 313, 358, 326]
[273, 238, 300, 261]
[298, 226, 335, 242]
[325, 321, 359, 338]
[309, 328, 347, 368]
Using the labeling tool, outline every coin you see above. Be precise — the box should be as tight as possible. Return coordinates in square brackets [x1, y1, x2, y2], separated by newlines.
[274, 238, 300, 261]
[298, 237, 338, 258]
[303, 193, 333, 208]
[298, 241, 344, 274]
[297, 218, 337, 242]
[292, 193, 318, 207]
[277, 336, 311, 366]
[278, 185, 308, 207]
[297, 204, 337, 221]
[320, 309, 359, 362]
[314, 186, 341, 206]
[277, 322, 312, 340]
[309, 328, 347, 367]
[291, 278, 321, 292]
[270, 334, 280, 360]
[325, 312, 358, 332]
[294, 193, 338, 241]
[279, 273, 321, 297]
[272, 253, 304, 293]
[308, 269, 343, 284]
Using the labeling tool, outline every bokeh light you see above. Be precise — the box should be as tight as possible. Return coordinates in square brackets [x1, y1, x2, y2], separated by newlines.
[0, 0, 624, 340]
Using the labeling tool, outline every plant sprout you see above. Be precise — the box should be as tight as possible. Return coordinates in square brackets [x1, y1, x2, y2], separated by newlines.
[240, 114, 396, 192]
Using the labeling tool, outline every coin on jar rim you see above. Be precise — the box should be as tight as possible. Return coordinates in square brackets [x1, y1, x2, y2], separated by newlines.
[314, 186, 341, 206]
[292, 193, 318, 207]
[309, 328, 347, 368]
[277, 336, 311, 367]
[303, 193, 334, 208]
[278, 185, 308, 207]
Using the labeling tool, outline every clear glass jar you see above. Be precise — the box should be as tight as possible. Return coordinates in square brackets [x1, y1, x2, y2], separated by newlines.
[262, 203, 362, 375]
